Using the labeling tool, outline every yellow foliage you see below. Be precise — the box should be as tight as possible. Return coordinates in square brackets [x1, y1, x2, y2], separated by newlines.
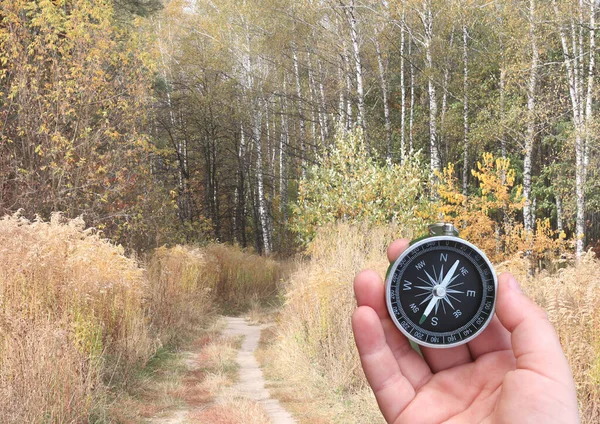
[436, 153, 564, 266]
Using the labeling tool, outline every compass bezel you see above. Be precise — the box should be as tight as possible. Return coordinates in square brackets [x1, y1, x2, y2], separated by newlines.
[385, 235, 498, 349]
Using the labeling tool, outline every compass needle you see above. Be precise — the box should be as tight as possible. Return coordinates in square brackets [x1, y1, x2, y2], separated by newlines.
[419, 294, 433, 305]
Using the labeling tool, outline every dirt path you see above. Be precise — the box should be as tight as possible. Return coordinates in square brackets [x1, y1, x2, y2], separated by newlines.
[147, 316, 296, 424]
[221, 316, 297, 424]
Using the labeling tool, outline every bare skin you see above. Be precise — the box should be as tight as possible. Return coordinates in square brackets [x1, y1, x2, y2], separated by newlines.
[352, 239, 579, 424]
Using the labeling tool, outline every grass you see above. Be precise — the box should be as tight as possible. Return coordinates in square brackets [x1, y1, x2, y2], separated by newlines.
[0, 213, 285, 422]
[109, 318, 242, 422]
[202, 244, 287, 313]
[266, 222, 600, 424]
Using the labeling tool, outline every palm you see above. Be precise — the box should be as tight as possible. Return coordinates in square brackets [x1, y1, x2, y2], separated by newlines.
[352, 240, 579, 424]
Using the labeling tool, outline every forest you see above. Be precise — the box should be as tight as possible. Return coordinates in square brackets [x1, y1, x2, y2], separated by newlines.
[1, 0, 599, 257]
[2, 0, 600, 422]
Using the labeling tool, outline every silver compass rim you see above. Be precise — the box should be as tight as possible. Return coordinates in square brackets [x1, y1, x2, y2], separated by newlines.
[384, 235, 499, 349]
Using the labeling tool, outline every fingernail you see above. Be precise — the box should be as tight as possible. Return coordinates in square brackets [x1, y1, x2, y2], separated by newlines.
[508, 275, 523, 293]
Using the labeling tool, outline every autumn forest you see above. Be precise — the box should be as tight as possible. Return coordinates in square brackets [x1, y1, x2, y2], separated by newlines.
[4, 0, 600, 422]
[0, 0, 598, 257]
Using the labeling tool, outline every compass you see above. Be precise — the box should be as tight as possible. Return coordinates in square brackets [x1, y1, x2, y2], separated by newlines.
[385, 223, 497, 348]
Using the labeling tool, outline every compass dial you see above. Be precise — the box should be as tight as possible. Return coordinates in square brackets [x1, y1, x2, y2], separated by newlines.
[385, 236, 497, 348]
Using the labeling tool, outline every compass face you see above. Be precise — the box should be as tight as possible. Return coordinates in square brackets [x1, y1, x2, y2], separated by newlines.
[385, 236, 497, 348]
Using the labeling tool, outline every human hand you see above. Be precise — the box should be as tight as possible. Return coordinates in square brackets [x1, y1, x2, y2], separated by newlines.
[352, 239, 579, 424]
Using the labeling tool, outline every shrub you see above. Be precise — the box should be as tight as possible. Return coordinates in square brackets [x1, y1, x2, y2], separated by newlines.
[292, 125, 432, 245]
[437, 153, 566, 265]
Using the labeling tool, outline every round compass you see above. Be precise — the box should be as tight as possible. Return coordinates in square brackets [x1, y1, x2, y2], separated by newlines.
[385, 223, 497, 348]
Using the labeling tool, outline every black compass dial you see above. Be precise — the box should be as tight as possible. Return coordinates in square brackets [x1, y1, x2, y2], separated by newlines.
[386, 237, 497, 348]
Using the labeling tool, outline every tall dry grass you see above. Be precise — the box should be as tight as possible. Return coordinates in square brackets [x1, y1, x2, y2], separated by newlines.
[0, 213, 285, 422]
[271, 223, 414, 423]
[146, 245, 214, 343]
[0, 213, 152, 422]
[496, 254, 600, 422]
[202, 244, 284, 312]
[272, 223, 600, 423]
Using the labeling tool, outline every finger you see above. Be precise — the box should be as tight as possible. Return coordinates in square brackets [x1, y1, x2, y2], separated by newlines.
[352, 306, 415, 423]
[387, 238, 410, 262]
[421, 343, 472, 373]
[355, 270, 432, 389]
[467, 315, 512, 359]
[495, 273, 575, 386]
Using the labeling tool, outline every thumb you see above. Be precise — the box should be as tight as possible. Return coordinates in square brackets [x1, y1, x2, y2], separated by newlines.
[495, 272, 574, 383]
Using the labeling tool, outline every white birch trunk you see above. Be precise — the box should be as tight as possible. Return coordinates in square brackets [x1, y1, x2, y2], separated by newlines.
[523, 0, 538, 234]
[556, 194, 564, 233]
[553, 0, 587, 257]
[348, 0, 365, 130]
[253, 109, 272, 255]
[293, 46, 307, 179]
[462, 24, 469, 195]
[317, 58, 329, 142]
[400, 5, 407, 162]
[409, 37, 415, 155]
[375, 36, 392, 161]
[423, 1, 440, 173]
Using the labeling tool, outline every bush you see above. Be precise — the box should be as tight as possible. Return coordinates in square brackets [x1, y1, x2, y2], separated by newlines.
[292, 126, 432, 244]
[437, 153, 566, 266]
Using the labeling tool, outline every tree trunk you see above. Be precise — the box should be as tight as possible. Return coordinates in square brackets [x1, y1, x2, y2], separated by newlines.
[253, 107, 272, 255]
[556, 194, 564, 234]
[348, 0, 366, 131]
[409, 37, 415, 155]
[293, 46, 307, 179]
[462, 24, 469, 195]
[317, 58, 329, 142]
[553, 0, 588, 258]
[400, 5, 407, 162]
[375, 35, 392, 161]
[423, 1, 440, 173]
[523, 0, 538, 234]
[307, 49, 318, 146]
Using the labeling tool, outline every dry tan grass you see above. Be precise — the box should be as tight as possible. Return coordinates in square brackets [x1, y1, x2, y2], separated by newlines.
[270, 222, 600, 424]
[0, 213, 151, 422]
[146, 245, 214, 344]
[497, 253, 600, 423]
[202, 244, 284, 312]
[266, 223, 410, 423]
